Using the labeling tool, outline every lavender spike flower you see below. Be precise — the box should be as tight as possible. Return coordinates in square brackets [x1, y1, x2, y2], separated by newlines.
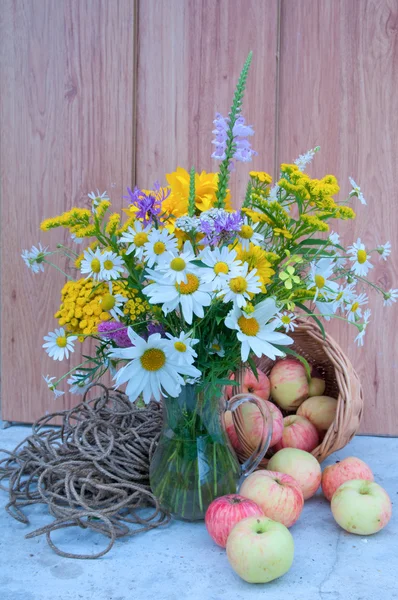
[211, 113, 257, 169]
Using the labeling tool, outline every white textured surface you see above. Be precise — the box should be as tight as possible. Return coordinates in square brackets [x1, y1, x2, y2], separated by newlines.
[0, 425, 397, 600]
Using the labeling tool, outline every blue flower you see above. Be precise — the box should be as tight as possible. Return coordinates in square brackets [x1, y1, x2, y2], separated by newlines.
[211, 113, 257, 167]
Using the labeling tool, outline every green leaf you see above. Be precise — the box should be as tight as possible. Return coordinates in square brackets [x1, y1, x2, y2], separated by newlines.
[295, 301, 326, 339]
[273, 345, 311, 381]
[191, 259, 208, 268]
[246, 356, 259, 380]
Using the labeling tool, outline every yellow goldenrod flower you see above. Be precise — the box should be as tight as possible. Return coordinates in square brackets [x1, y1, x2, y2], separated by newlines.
[105, 213, 121, 236]
[95, 200, 111, 220]
[336, 206, 356, 220]
[273, 227, 293, 239]
[249, 171, 273, 185]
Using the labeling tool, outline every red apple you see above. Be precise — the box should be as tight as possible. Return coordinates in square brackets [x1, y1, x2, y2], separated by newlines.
[273, 415, 319, 453]
[205, 494, 264, 548]
[267, 448, 322, 500]
[322, 457, 374, 501]
[240, 470, 304, 527]
[297, 396, 337, 432]
[269, 358, 309, 411]
[308, 366, 326, 396]
[226, 368, 270, 401]
[224, 399, 283, 453]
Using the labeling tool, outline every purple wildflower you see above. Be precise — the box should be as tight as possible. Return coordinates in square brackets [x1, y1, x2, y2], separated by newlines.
[124, 182, 170, 225]
[211, 113, 257, 167]
[199, 209, 243, 246]
[97, 321, 132, 348]
[145, 322, 166, 338]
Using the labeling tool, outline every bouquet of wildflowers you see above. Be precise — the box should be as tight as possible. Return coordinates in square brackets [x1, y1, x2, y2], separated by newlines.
[23, 52, 396, 405]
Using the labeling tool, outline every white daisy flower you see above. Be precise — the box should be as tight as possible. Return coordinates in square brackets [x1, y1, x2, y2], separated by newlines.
[109, 330, 201, 403]
[70, 233, 83, 245]
[275, 311, 298, 333]
[43, 375, 65, 399]
[165, 331, 199, 365]
[88, 190, 109, 212]
[43, 328, 78, 361]
[315, 299, 336, 322]
[268, 184, 280, 202]
[118, 221, 152, 260]
[376, 241, 391, 261]
[80, 247, 103, 280]
[209, 338, 225, 357]
[99, 250, 125, 281]
[383, 288, 398, 307]
[157, 241, 197, 285]
[347, 238, 373, 277]
[199, 246, 243, 291]
[346, 293, 368, 322]
[21, 243, 50, 274]
[225, 298, 293, 362]
[237, 217, 263, 250]
[354, 309, 371, 347]
[328, 231, 340, 246]
[349, 177, 367, 205]
[67, 371, 92, 395]
[99, 282, 127, 321]
[294, 146, 320, 172]
[307, 258, 339, 301]
[143, 270, 212, 325]
[331, 283, 356, 313]
[217, 262, 261, 308]
[143, 229, 178, 267]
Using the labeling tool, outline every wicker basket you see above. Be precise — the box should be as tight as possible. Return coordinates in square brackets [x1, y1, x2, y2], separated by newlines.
[233, 318, 364, 464]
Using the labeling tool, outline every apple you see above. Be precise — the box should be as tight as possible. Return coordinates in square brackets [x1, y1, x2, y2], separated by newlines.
[226, 516, 294, 583]
[205, 494, 264, 548]
[269, 358, 309, 411]
[297, 396, 338, 432]
[267, 448, 322, 500]
[308, 366, 326, 396]
[331, 479, 392, 535]
[224, 399, 284, 453]
[226, 368, 270, 401]
[240, 470, 304, 527]
[321, 457, 374, 501]
[273, 415, 319, 453]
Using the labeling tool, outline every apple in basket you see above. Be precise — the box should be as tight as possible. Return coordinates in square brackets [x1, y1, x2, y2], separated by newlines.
[321, 456, 374, 501]
[224, 399, 284, 453]
[269, 358, 309, 411]
[331, 480, 392, 535]
[297, 396, 338, 432]
[267, 448, 322, 500]
[273, 415, 319, 453]
[240, 470, 304, 528]
[226, 516, 294, 583]
[226, 368, 271, 401]
[205, 494, 264, 548]
[308, 366, 326, 397]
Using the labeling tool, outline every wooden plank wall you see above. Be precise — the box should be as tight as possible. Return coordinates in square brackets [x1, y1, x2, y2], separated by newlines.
[1, 0, 397, 433]
[0, 0, 136, 422]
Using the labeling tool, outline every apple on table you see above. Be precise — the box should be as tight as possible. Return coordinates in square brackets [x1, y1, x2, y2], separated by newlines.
[205, 494, 264, 548]
[322, 456, 374, 501]
[267, 447, 322, 500]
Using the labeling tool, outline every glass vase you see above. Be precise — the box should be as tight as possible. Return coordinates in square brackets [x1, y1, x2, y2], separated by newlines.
[149, 382, 272, 521]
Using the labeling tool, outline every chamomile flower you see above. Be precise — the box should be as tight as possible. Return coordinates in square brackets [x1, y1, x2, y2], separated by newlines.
[67, 371, 92, 395]
[347, 238, 373, 277]
[315, 299, 336, 321]
[143, 229, 178, 267]
[349, 177, 367, 205]
[225, 298, 293, 361]
[354, 309, 371, 347]
[217, 263, 261, 308]
[143, 271, 212, 325]
[346, 293, 368, 322]
[307, 258, 339, 301]
[157, 241, 197, 284]
[43, 375, 65, 399]
[275, 311, 298, 333]
[165, 332, 199, 365]
[209, 338, 225, 357]
[21, 243, 50, 274]
[383, 288, 398, 307]
[376, 241, 391, 261]
[328, 231, 340, 246]
[99, 250, 125, 280]
[80, 247, 103, 280]
[99, 282, 127, 321]
[88, 189, 109, 212]
[199, 246, 243, 291]
[109, 330, 201, 403]
[331, 283, 356, 313]
[43, 328, 78, 361]
[118, 221, 152, 260]
[237, 217, 263, 251]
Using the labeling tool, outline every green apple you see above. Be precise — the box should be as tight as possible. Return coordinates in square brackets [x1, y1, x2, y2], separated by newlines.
[226, 516, 294, 583]
[331, 479, 392, 535]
